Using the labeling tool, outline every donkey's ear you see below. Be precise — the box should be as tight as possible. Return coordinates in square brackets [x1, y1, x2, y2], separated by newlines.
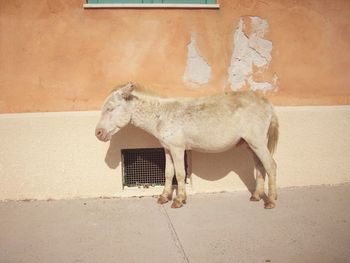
[118, 82, 135, 99]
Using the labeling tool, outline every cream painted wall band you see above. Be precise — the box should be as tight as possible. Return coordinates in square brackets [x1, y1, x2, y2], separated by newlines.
[275, 105, 350, 112]
[1, 105, 350, 119]
[0, 111, 99, 119]
[1, 106, 350, 200]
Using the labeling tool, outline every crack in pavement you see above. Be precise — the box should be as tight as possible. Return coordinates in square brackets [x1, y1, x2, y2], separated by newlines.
[160, 205, 190, 263]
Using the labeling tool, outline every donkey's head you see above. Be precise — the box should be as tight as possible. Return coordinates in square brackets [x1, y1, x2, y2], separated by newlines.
[95, 82, 135, 142]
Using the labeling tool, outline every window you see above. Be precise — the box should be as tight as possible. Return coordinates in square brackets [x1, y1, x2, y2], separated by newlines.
[121, 148, 190, 188]
[84, 0, 219, 9]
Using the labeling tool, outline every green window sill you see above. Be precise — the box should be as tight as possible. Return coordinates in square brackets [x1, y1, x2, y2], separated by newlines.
[84, 0, 220, 9]
[83, 3, 219, 9]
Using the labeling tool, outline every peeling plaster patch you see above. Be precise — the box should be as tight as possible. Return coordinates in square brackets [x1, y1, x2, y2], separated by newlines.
[248, 73, 279, 92]
[248, 77, 273, 91]
[228, 17, 277, 91]
[183, 33, 212, 85]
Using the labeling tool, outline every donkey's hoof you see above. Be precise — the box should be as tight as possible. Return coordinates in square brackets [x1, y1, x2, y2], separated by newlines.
[264, 202, 276, 209]
[171, 199, 185, 209]
[250, 195, 261, 202]
[157, 195, 170, 204]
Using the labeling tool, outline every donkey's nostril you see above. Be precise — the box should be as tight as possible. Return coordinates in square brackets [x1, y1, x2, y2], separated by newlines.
[95, 128, 105, 138]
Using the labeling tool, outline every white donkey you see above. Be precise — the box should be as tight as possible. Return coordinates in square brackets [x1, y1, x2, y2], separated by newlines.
[96, 82, 279, 209]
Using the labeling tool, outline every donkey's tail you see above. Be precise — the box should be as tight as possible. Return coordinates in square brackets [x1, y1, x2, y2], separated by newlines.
[267, 111, 279, 155]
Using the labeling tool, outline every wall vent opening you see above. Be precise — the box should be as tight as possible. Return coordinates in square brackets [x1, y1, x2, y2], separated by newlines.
[121, 148, 189, 188]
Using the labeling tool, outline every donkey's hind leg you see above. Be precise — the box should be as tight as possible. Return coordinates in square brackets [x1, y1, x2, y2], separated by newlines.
[246, 140, 277, 209]
[157, 149, 174, 204]
[250, 155, 266, 202]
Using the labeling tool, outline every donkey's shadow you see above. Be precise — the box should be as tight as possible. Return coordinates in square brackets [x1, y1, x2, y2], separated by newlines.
[105, 125, 256, 193]
[191, 143, 256, 194]
[105, 124, 161, 169]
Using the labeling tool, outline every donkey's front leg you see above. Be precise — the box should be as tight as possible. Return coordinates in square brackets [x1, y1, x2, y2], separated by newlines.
[170, 147, 186, 208]
[158, 149, 174, 204]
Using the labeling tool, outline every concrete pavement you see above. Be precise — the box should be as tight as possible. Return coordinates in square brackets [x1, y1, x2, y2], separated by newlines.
[1, 184, 350, 263]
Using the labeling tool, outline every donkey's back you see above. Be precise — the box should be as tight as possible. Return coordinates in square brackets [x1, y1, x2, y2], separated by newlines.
[159, 91, 276, 153]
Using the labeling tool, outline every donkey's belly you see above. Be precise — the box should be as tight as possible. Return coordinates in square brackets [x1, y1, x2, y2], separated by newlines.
[186, 133, 241, 153]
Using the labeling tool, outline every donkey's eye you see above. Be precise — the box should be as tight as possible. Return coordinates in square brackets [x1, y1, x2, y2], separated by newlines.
[106, 107, 113, 112]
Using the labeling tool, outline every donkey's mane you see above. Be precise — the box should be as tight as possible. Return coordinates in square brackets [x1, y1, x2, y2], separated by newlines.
[110, 82, 253, 106]
[111, 82, 158, 96]
[111, 82, 193, 103]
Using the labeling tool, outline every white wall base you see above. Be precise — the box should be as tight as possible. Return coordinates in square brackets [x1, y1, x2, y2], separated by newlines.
[1, 106, 350, 201]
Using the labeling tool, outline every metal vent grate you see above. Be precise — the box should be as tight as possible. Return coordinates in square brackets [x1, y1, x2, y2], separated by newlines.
[121, 148, 188, 188]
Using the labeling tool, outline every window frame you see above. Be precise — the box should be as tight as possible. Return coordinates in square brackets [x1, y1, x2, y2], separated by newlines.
[84, 0, 220, 9]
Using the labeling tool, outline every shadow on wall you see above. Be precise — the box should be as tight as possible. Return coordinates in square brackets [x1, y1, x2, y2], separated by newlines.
[105, 125, 257, 193]
[105, 124, 161, 169]
[191, 144, 256, 193]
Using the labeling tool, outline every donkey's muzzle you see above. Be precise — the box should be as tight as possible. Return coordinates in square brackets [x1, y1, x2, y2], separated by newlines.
[95, 128, 108, 141]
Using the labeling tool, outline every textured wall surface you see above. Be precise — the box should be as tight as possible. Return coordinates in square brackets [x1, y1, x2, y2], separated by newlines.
[0, 0, 350, 113]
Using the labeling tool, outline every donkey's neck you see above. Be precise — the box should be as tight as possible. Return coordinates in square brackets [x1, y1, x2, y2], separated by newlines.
[130, 96, 162, 137]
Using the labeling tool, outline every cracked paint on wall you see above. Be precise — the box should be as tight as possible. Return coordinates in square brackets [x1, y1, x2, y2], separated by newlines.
[2, 0, 350, 112]
[183, 33, 212, 86]
[228, 16, 278, 91]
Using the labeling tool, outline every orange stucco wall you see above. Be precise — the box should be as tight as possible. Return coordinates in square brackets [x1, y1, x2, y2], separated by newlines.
[0, 0, 349, 113]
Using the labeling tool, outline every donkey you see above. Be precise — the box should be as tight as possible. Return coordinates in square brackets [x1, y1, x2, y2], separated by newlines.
[95, 82, 279, 209]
